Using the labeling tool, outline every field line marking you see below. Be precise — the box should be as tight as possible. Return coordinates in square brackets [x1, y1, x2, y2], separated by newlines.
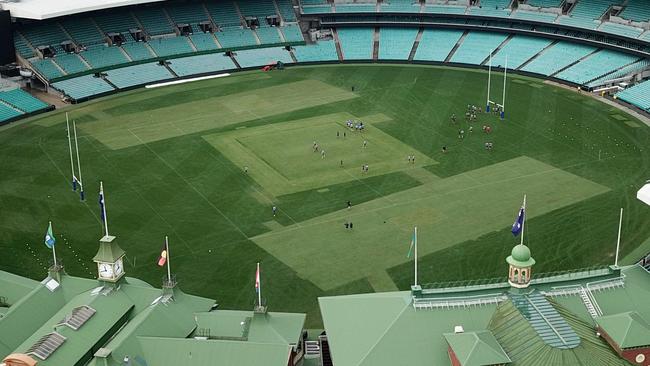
[126, 129, 250, 240]
[253, 157, 609, 241]
[80, 135, 197, 257]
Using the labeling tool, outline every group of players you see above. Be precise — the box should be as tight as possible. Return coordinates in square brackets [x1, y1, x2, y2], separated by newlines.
[447, 104, 496, 153]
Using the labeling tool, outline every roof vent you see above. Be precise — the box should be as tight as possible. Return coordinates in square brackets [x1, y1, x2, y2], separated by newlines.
[26, 332, 66, 360]
[454, 325, 465, 334]
[57, 305, 96, 330]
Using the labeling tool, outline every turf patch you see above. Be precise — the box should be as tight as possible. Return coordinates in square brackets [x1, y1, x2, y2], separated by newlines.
[78, 80, 358, 149]
[252, 156, 609, 291]
[204, 112, 436, 195]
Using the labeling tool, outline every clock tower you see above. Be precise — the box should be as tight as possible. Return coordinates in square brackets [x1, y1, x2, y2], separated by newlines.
[93, 235, 126, 283]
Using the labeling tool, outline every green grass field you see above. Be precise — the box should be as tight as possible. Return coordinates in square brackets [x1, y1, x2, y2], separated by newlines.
[1, 64, 650, 327]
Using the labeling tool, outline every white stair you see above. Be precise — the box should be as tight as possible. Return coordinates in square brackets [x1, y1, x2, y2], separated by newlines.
[579, 287, 601, 318]
[305, 340, 320, 356]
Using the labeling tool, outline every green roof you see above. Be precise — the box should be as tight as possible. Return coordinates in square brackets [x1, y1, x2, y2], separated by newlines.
[488, 299, 631, 366]
[93, 235, 125, 263]
[444, 330, 511, 366]
[0, 270, 39, 304]
[596, 311, 650, 349]
[137, 336, 292, 366]
[506, 245, 535, 268]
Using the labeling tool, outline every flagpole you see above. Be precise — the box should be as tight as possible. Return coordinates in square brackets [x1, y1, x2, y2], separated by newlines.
[502, 55, 508, 118]
[165, 236, 171, 282]
[257, 262, 262, 307]
[73, 121, 84, 200]
[100, 181, 109, 237]
[614, 208, 623, 267]
[66, 114, 76, 191]
[486, 52, 492, 112]
[50, 221, 57, 267]
[520, 195, 526, 246]
[414, 226, 418, 287]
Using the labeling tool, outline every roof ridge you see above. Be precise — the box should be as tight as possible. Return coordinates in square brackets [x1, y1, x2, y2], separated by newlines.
[356, 301, 410, 366]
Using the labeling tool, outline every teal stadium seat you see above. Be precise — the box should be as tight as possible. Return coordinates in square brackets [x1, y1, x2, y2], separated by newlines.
[521, 41, 596, 76]
[0, 89, 49, 113]
[105, 63, 174, 88]
[0, 103, 24, 123]
[134, 7, 174, 35]
[423, 5, 466, 14]
[588, 59, 650, 88]
[255, 27, 283, 44]
[335, 4, 377, 13]
[168, 53, 236, 76]
[414, 29, 463, 62]
[60, 18, 105, 46]
[378, 27, 418, 60]
[280, 24, 304, 43]
[276, 0, 297, 21]
[31, 59, 64, 79]
[527, 0, 562, 7]
[80, 45, 130, 69]
[468, 0, 511, 17]
[237, 0, 279, 19]
[598, 22, 644, 38]
[619, 0, 650, 22]
[93, 10, 140, 34]
[555, 49, 639, 85]
[205, 1, 243, 27]
[122, 42, 156, 60]
[215, 28, 258, 48]
[234, 47, 294, 68]
[617, 80, 650, 112]
[166, 2, 210, 31]
[19, 23, 70, 48]
[450, 32, 508, 65]
[52, 75, 115, 100]
[302, 5, 332, 14]
[147, 36, 194, 57]
[380, 0, 420, 13]
[189, 33, 221, 51]
[511, 11, 558, 23]
[53, 53, 90, 75]
[293, 40, 338, 62]
[491, 35, 552, 69]
[337, 27, 374, 60]
[14, 33, 35, 59]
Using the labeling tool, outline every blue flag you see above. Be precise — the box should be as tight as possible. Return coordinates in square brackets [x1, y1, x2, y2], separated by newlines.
[511, 207, 524, 236]
[407, 231, 416, 258]
[99, 184, 105, 221]
[44, 222, 56, 249]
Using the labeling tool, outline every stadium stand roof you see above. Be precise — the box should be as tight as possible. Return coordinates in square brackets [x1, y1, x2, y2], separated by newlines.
[0, 0, 165, 20]
[639, 183, 650, 206]
[319, 249, 650, 366]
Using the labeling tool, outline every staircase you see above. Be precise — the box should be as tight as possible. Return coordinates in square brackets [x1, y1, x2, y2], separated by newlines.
[550, 48, 601, 77]
[579, 287, 601, 318]
[408, 27, 424, 61]
[372, 27, 380, 61]
[517, 39, 558, 70]
[480, 34, 513, 66]
[305, 340, 320, 356]
[319, 335, 333, 366]
[332, 28, 344, 61]
[445, 30, 468, 63]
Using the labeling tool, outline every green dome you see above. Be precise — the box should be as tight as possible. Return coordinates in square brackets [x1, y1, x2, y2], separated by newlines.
[506, 244, 536, 267]
[511, 244, 531, 262]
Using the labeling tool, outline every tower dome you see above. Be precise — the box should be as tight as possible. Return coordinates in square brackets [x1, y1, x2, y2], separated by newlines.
[507, 244, 536, 268]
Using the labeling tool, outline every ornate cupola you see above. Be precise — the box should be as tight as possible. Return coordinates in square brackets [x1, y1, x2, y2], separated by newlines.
[93, 235, 126, 283]
[506, 244, 535, 288]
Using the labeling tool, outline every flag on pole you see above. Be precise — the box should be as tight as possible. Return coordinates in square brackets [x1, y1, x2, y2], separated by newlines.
[99, 184, 105, 221]
[511, 206, 524, 236]
[44, 222, 56, 249]
[157, 245, 168, 266]
[407, 231, 416, 258]
[255, 263, 261, 293]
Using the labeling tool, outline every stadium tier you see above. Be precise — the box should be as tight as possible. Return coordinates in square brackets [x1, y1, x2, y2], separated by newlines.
[147, 36, 195, 57]
[555, 49, 640, 85]
[280, 24, 304, 43]
[414, 29, 464, 62]
[598, 22, 644, 39]
[80, 45, 130, 69]
[51, 75, 116, 100]
[105, 62, 174, 88]
[587, 59, 650, 88]
[277, 0, 297, 21]
[378, 27, 419, 60]
[60, 17, 105, 46]
[450, 32, 509, 65]
[121, 41, 156, 60]
[617, 79, 650, 112]
[133, 7, 174, 36]
[491, 35, 552, 69]
[237, 0, 279, 19]
[337, 27, 374, 60]
[215, 28, 259, 48]
[334, 4, 377, 13]
[527, 0, 563, 7]
[168, 53, 236, 76]
[302, 4, 332, 14]
[0, 88, 50, 123]
[380, 0, 420, 13]
[293, 40, 338, 62]
[521, 41, 597, 76]
[234, 47, 294, 68]
[0, 102, 23, 123]
[255, 26, 283, 44]
[52, 53, 90, 74]
[619, 0, 650, 22]
[93, 10, 139, 34]
[189, 32, 221, 51]
[205, 1, 243, 27]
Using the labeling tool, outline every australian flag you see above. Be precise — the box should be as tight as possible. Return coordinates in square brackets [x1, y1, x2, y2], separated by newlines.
[511, 207, 524, 236]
